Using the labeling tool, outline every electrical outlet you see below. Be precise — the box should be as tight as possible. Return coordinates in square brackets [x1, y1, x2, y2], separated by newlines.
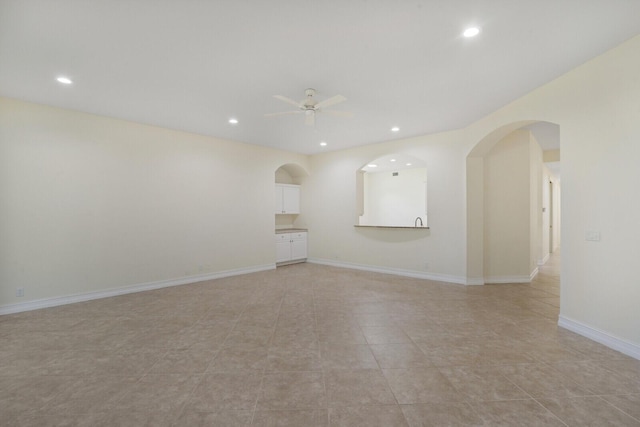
[585, 231, 601, 241]
[16, 288, 24, 297]
[424, 262, 429, 270]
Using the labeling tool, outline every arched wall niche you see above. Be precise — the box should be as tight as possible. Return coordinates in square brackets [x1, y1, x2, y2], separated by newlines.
[275, 162, 309, 184]
[466, 120, 561, 285]
[274, 162, 309, 230]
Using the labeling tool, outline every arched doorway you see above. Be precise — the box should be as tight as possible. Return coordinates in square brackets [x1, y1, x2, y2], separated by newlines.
[466, 121, 561, 285]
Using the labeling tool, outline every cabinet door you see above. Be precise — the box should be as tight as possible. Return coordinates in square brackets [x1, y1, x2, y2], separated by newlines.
[282, 186, 300, 214]
[275, 185, 284, 214]
[290, 233, 307, 260]
[276, 234, 291, 262]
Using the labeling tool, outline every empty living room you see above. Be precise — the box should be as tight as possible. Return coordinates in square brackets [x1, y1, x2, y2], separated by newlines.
[1, 1, 639, 425]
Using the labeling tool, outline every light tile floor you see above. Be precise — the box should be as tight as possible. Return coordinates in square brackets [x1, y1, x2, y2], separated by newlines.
[1, 253, 639, 426]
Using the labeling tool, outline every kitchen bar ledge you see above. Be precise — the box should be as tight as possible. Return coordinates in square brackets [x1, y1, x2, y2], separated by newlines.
[354, 225, 429, 229]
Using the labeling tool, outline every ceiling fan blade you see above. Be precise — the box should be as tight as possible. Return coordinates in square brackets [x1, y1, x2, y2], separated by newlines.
[322, 110, 353, 118]
[264, 110, 302, 117]
[305, 111, 315, 126]
[273, 95, 301, 108]
[314, 94, 346, 110]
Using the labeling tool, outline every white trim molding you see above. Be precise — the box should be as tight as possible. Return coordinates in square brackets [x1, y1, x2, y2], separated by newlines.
[0, 264, 275, 316]
[484, 276, 532, 284]
[307, 257, 468, 285]
[484, 268, 539, 284]
[530, 267, 539, 281]
[558, 315, 640, 360]
[538, 253, 550, 266]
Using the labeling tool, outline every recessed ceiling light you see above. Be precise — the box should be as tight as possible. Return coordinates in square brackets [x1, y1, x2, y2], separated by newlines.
[228, 118, 238, 124]
[390, 159, 396, 162]
[320, 141, 327, 146]
[56, 76, 72, 84]
[368, 164, 378, 168]
[463, 27, 480, 38]
[406, 163, 412, 166]
[391, 127, 400, 132]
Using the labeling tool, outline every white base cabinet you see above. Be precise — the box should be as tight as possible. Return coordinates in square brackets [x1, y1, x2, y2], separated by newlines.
[276, 232, 307, 264]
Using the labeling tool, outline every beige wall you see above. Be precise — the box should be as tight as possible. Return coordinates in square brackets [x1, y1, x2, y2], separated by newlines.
[483, 130, 534, 281]
[0, 98, 308, 307]
[302, 130, 468, 282]
[540, 166, 551, 263]
[550, 173, 561, 253]
[529, 135, 543, 275]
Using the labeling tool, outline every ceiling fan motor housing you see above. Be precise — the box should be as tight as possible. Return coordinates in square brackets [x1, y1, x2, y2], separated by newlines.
[303, 89, 317, 109]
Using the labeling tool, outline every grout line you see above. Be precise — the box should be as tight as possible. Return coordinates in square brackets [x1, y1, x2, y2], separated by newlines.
[311, 271, 331, 419]
[599, 395, 640, 423]
[530, 397, 571, 427]
[249, 276, 287, 425]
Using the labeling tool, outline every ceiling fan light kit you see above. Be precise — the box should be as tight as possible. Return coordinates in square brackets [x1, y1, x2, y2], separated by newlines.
[265, 88, 352, 126]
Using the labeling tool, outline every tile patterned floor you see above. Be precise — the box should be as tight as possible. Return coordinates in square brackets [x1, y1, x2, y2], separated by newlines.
[1, 253, 639, 426]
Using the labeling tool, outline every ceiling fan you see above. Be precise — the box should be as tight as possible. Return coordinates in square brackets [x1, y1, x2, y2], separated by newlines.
[265, 88, 352, 126]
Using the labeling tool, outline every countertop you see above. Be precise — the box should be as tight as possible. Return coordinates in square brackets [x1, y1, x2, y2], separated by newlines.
[275, 228, 308, 234]
[354, 225, 429, 230]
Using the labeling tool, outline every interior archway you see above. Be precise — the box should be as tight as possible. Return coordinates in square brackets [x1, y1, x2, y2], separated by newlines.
[466, 120, 561, 285]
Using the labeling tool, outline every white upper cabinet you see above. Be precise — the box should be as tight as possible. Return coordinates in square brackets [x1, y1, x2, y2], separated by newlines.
[275, 184, 300, 214]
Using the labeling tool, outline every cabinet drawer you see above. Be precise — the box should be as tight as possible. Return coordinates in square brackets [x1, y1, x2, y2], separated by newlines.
[291, 232, 307, 240]
[275, 233, 290, 242]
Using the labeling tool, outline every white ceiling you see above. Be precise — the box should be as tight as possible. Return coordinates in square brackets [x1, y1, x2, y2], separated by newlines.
[361, 153, 426, 173]
[1, 1, 639, 155]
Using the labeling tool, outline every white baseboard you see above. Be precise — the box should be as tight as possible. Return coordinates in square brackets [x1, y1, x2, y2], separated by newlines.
[484, 267, 538, 284]
[307, 257, 467, 285]
[465, 278, 486, 286]
[538, 253, 550, 266]
[484, 277, 530, 284]
[530, 267, 539, 280]
[0, 264, 275, 316]
[558, 315, 640, 360]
